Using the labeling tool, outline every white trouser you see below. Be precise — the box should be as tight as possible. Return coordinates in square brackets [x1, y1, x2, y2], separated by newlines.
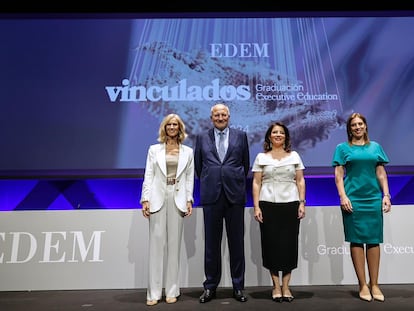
[147, 185, 184, 300]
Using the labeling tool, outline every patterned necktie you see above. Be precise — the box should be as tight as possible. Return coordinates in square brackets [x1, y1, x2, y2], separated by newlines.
[218, 131, 226, 162]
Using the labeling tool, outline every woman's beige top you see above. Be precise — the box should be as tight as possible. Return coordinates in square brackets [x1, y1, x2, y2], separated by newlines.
[166, 153, 178, 179]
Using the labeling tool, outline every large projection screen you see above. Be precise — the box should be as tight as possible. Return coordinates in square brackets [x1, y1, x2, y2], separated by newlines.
[1, 12, 413, 175]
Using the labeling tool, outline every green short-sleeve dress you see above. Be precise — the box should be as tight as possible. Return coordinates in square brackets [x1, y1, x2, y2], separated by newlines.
[332, 141, 389, 244]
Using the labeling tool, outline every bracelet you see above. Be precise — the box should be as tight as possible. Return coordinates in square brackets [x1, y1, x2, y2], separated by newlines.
[299, 199, 306, 204]
[383, 194, 391, 199]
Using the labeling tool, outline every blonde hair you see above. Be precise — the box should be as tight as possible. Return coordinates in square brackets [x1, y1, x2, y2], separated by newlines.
[157, 114, 188, 143]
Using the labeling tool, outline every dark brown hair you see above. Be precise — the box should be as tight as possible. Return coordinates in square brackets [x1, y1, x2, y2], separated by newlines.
[346, 112, 370, 144]
[263, 122, 291, 152]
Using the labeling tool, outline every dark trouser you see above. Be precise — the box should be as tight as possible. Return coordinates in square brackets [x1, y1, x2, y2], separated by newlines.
[202, 190, 245, 290]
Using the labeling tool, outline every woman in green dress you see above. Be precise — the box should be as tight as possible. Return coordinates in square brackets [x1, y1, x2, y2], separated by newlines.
[332, 112, 391, 302]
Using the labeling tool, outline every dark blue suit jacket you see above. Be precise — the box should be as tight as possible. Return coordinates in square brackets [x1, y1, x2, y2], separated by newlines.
[194, 127, 250, 206]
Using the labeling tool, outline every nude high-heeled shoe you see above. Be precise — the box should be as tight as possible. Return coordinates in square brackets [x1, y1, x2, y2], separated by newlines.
[146, 299, 158, 306]
[359, 293, 372, 302]
[370, 285, 385, 302]
[359, 285, 372, 302]
[166, 297, 177, 304]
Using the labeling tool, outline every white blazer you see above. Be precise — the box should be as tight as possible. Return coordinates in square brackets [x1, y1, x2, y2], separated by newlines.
[140, 143, 194, 213]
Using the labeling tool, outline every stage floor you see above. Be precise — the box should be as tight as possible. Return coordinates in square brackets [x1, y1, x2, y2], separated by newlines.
[1, 284, 413, 311]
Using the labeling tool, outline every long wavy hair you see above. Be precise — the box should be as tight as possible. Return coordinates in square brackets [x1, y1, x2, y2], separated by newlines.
[263, 122, 291, 152]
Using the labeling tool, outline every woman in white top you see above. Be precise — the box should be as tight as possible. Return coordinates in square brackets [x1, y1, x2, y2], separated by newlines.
[252, 122, 306, 303]
[140, 114, 194, 306]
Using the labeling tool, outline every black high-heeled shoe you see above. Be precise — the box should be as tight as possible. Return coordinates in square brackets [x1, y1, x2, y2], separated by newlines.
[272, 295, 283, 303]
[282, 295, 294, 302]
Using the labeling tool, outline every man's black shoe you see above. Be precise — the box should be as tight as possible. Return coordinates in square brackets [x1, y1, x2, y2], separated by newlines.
[233, 289, 248, 302]
[199, 289, 216, 303]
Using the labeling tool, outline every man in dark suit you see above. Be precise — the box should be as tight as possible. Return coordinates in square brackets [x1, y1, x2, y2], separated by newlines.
[194, 102, 250, 303]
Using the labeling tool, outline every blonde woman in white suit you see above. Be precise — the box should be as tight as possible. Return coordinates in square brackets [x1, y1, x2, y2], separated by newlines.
[140, 114, 194, 306]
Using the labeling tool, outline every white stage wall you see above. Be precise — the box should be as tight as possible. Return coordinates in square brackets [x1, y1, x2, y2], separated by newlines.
[1, 205, 413, 291]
